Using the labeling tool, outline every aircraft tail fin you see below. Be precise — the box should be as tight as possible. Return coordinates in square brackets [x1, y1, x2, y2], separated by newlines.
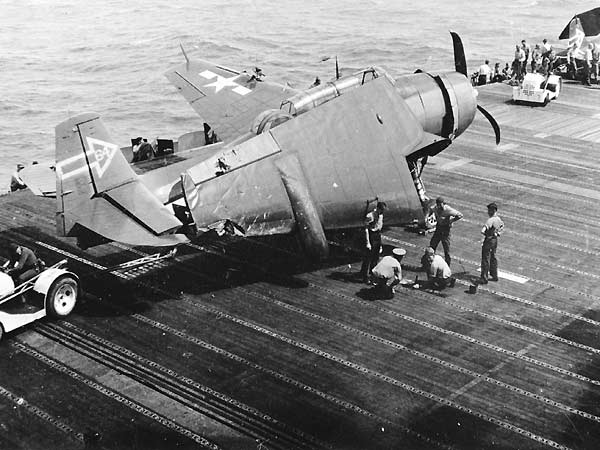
[55, 113, 187, 248]
[569, 17, 585, 48]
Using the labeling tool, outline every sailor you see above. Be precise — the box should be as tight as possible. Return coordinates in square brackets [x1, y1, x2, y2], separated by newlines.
[541, 38, 552, 58]
[491, 62, 503, 82]
[566, 44, 578, 79]
[521, 40, 530, 74]
[513, 44, 525, 82]
[480, 202, 504, 284]
[2, 243, 40, 285]
[591, 43, 600, 83]
[131, 137, 143, 162]
[360, 201, 387, 284]
[429, 196, 463, 267]
[10, 163, 27, 192]
[477, 60, 492, 85]
[136, 139, 154, 162]
[309, 76, 321, 88]
[417, 247, 454, 290]
[371, 247, 406, 298]
[531, 44, 543, 73]
[583, 43, 593, 86]
[502, 62, 511, 80]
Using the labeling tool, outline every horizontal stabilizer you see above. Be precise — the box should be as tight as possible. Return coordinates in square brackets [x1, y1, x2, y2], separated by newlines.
[106, 182, 182, 235]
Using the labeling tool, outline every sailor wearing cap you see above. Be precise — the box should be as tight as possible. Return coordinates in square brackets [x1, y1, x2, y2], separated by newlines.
[480, 202, 504, 284]
[10, 163, 27, 192]
[371, 247, 406, 298]
[429, 196, 463, 267]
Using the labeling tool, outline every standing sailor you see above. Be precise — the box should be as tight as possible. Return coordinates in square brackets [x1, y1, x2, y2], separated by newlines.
[360, 201, 387, 284]
[429, 197, 463, 267]
[480, 202, 504, 284]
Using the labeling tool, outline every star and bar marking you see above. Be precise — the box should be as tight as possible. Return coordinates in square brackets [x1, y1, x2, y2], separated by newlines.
[199, 70, 251, 96]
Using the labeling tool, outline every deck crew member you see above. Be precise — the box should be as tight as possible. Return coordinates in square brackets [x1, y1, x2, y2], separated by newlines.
[513, 44, 525, 82]
[477, 60, 492, 85]
[132, 138, 154, 162]
[531, 44, 543, 73]
[2, 243, 40, 285]
[429, 196, 463, 267]
[371, 247, 406, 298]
[10, 164, 27, 192]
[541, 38, 552, 58]
[361, 201, 387, 284]
[521, 40, 530, 74]
[480, 202, 504, 284]
[419, 247, 454, 290]
[583, 43, 593, 86]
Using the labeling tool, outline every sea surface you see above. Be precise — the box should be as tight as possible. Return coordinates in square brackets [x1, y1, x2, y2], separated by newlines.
[1, 0, 598, 192]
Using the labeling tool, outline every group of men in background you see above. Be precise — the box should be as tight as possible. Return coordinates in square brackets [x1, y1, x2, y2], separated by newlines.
[476, 37, 600, 87]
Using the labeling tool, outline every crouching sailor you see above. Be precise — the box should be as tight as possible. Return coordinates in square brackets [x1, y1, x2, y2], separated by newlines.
[417, 247, 455, 290]
[371, 247, 406, 298]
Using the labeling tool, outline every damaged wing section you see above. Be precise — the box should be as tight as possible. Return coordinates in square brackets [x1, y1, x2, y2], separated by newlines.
[55, 113, 187, 248]
[180, 131, 329, 259]
[181, 133, 296, 237]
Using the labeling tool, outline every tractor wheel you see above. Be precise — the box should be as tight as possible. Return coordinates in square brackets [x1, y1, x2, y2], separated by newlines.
[46, 275, 78, 318]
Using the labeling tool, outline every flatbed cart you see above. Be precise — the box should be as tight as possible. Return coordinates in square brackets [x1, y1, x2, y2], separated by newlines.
[0, 250, 176, 342]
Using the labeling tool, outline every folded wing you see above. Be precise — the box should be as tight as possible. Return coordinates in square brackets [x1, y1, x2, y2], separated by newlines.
[165, 57, 299, 143]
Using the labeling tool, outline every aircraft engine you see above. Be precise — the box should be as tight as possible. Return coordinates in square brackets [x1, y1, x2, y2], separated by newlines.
[394, 71, 477, 143]
[394, 32, 500, 147]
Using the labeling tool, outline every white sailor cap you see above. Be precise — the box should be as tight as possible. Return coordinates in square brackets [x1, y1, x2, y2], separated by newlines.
[392, 248, 406, 257]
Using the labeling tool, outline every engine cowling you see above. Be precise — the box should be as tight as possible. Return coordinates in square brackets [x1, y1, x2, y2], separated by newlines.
[394, 71, 477, 141]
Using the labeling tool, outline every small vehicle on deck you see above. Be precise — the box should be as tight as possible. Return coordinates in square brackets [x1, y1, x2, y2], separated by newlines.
[0, 259, 78, 342]
[512, 73, 562, 105]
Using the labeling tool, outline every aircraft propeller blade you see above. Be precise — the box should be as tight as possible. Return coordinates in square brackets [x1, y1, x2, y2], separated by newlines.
[477, 104, 501, 145]
[450, 31, 468, 77]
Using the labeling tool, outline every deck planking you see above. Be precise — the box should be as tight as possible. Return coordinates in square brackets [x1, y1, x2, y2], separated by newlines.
[0, 80, 600, 449]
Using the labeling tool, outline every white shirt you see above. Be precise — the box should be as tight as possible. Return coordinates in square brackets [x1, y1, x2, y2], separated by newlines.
[478, 64, 492, 77]
[428, 255, 451, 279]
[372, 256, 402, 280]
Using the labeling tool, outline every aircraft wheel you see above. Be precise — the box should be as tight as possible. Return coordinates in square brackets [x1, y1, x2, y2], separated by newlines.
[0, 323, 4, 342]
[46, 275, 78, 318]
[543, 95, 549, 106]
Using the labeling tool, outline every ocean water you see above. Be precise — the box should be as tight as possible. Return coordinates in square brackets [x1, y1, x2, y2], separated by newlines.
[1, 0, 598, 192]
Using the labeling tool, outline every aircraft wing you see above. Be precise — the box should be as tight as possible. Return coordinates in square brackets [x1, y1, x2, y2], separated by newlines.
[165, 58, 299, 143]
[20, 164, 57, 197]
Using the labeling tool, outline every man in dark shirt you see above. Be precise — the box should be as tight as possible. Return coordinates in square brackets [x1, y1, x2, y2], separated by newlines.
[3, 243, 39, 285]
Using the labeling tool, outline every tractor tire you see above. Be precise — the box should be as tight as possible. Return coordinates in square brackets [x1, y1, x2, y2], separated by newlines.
[46, 275, 78, 318]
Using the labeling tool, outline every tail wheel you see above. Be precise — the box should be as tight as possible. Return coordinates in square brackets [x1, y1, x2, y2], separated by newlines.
[46, 275, 78, 318]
